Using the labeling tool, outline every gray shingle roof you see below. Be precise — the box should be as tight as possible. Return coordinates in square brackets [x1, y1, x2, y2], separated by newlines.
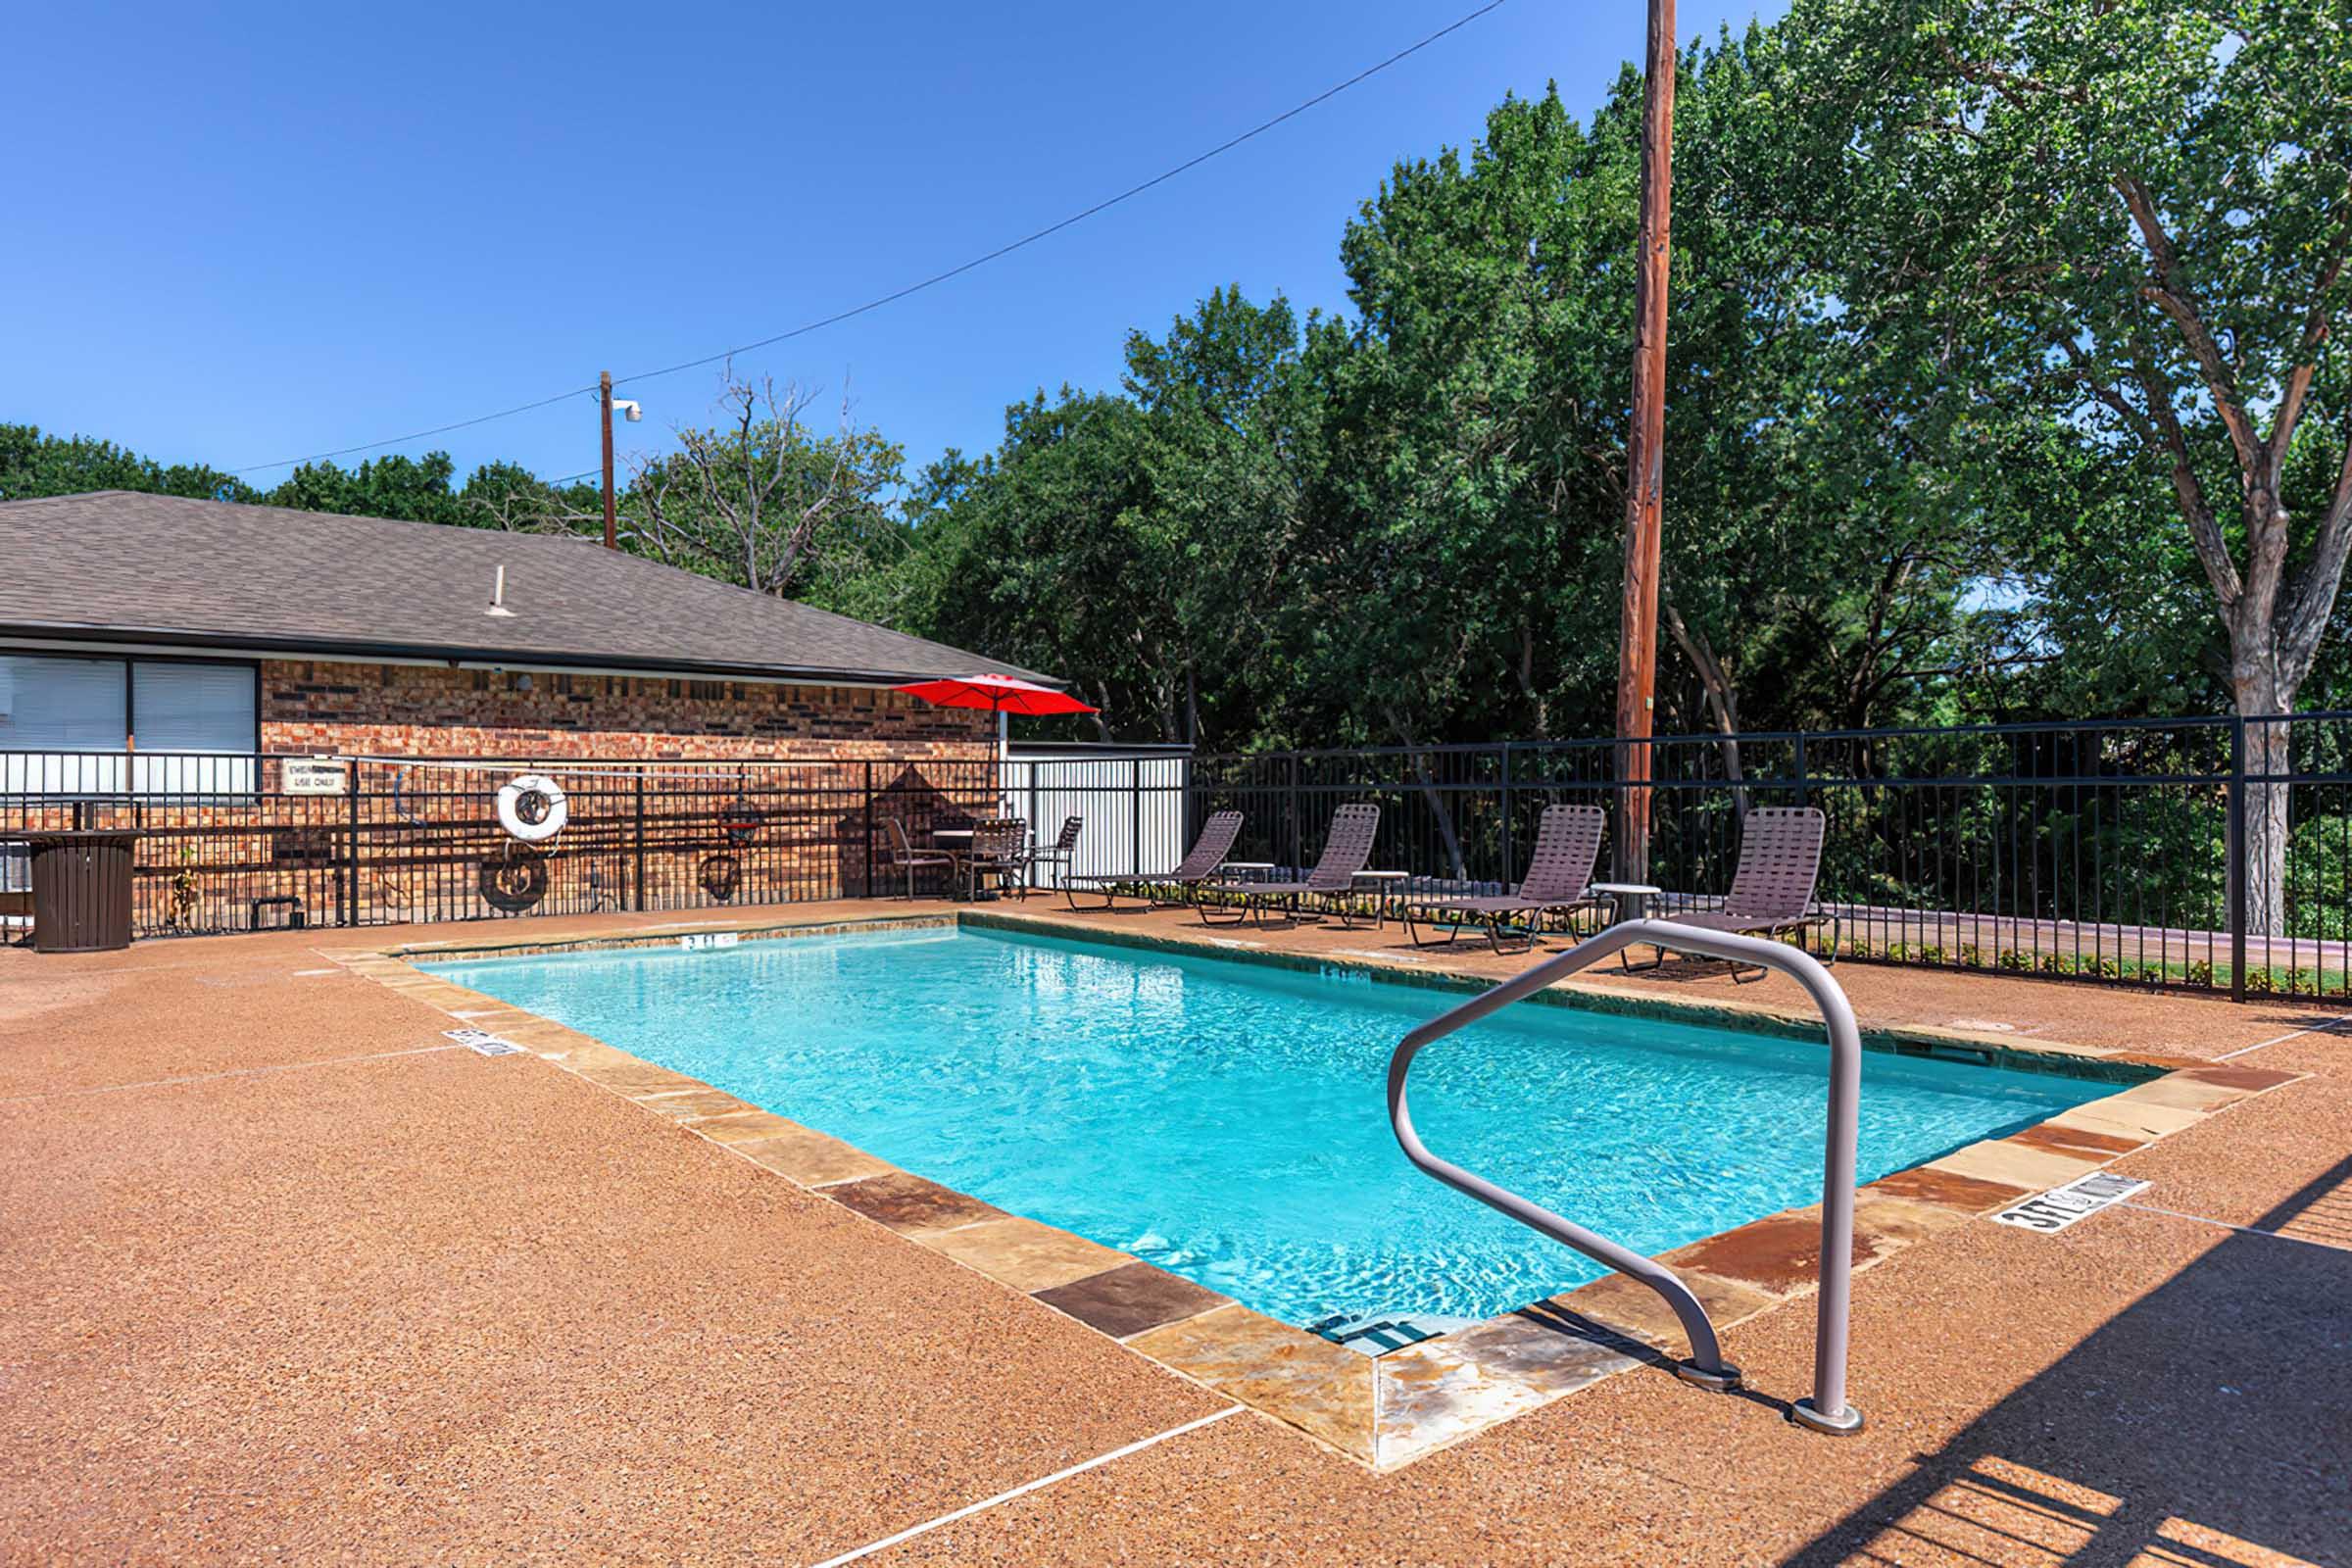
[0, 491, 1053, 685]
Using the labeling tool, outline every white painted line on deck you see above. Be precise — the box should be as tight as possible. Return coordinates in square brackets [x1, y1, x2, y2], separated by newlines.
[805, 1405, 1245, 1568]
[2118, 1200, 2341, 1250]
[290, 968, 341, 977]
[0, 1043, 467, 1105]
[2215, 1013, 2352, 1060]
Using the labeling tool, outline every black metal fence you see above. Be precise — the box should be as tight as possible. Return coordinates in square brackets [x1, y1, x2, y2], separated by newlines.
[5, 715, 2349, 1001]
[1192, 715, 2344, 1001]
[1, 753, 1013, 937]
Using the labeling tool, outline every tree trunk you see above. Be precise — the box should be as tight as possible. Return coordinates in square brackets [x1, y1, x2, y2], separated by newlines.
[1386, 709, 1468, 881]
[2230, 650, 2293, 941]
[1513, 622, 1551, 739]
[1089, 681, 1115, 744]
[1662, 599, 1748, 820]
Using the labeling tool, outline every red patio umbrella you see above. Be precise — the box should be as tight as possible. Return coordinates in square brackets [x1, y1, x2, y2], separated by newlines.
[893, 673, 1098, 717]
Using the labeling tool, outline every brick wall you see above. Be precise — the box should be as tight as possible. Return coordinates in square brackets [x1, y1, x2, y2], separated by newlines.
[5, 660, 1004, 936]
[259, 660, 995, 760]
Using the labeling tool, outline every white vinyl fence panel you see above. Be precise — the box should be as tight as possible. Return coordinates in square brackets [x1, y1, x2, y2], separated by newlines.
[1002, 753, 1191, 889]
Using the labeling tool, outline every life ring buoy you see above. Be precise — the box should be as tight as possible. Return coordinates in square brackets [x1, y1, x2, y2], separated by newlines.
[479, 846, 551, 912]
[497, 774, 568, 843]
[699, 854, 742, 903]
[720, 795, 762, 847]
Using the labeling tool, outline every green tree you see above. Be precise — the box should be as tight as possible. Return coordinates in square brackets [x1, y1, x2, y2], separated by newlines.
[0, 423, 249, 504]
[625, 373, 907, 601]
[1789, 0, 2352, 928]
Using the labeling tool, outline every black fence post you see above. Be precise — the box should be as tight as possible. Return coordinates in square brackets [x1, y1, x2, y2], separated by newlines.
[862, 760, 876, 899]
[2228, 716, 2247, 1002]
[1499, 743, 1514, 888]
[1793, 731, 1810, 808]
[1287, 754, 1301, 875]
[633, 768, 648, 912]
[342, 760, 360, 927]
[1131, 758, 1143, 877]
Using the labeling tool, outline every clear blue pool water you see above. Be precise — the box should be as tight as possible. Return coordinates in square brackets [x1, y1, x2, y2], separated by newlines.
[426, 926, 2106, 1325]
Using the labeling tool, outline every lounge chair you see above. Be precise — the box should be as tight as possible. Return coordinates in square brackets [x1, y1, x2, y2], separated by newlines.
[1631, 806, 1836, 981]
[881, 817, 955, 900]
[1015, 815, 1084, 897]
[1062, 810, 1245, 911]
[1196, 804, 1382, 927]
[1400, 803, 1610, 954]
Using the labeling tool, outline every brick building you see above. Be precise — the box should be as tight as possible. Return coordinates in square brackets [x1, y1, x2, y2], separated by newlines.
[1, 492, 1051, 931]
[0, 490, 1039, 762]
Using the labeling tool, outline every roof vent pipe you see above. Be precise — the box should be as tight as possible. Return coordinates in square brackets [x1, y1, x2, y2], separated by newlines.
[487, 564, 515, 617]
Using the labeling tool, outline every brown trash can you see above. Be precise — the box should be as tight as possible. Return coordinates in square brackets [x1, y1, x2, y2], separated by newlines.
[24, 831, 138, 953]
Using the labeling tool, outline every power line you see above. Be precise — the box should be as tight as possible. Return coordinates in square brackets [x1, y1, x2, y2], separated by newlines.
[610, 0, 1509, 389]
[231, 384, 595, 475]
[228, 0, 1508, 477]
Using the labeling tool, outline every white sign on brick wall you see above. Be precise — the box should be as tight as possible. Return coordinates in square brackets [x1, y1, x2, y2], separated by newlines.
[282, 759, 349, 796]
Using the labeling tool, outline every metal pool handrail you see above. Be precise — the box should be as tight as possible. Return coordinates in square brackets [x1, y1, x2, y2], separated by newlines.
[1386, 918, 1866, 1435]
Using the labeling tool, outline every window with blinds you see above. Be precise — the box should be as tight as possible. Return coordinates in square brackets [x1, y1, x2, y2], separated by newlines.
[0, 654, 256, 795]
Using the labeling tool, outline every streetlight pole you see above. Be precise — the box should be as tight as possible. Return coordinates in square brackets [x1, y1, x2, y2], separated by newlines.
[1612, 0, 1677, 882]
[600, 369, 618, 552]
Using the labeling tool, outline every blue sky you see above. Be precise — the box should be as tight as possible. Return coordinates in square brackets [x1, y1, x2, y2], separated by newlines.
[8, 0, 1787, 490]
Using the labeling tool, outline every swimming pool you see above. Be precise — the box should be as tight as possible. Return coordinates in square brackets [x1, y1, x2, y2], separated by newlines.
[427, 925, 2106, 1326]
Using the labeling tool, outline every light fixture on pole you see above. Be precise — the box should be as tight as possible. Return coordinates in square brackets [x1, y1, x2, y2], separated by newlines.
[599, 371, 642, 552]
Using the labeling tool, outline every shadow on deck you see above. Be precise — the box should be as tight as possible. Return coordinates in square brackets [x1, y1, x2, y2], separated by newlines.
[1781, 1158, 2352, 1567]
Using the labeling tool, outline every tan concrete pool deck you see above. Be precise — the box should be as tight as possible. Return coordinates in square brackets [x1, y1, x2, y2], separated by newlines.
[3, 899, 2347, 1564]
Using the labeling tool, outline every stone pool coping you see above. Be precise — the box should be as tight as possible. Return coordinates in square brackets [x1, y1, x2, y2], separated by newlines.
[323, 908, 2305, 1471]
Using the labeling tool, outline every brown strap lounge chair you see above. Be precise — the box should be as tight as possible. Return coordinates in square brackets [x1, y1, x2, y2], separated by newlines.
[881, 817, 956, 901]
[1631, 806, 1837, 981]
[1197, 804, 1382, 927]
[1401, 803, 1609, 954]
[1062, 810, 1244, 911]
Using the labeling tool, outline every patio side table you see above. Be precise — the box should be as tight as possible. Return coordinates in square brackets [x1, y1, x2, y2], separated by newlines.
[1590, 881, 1662, 923]
[1347, 869, 1412, 929]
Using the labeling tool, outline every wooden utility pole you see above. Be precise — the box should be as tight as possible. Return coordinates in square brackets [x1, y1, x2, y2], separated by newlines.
[1612, 0, 1677, 882]
[600, 369, 618, 551]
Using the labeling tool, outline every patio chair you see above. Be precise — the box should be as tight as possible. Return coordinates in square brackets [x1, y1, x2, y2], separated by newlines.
[881, 817, 956, 901]
[1062, 810, 1244, 911]
[1196, 804, 1382, 927]
[1014, 815, 1084, 898]
[1400, 803, 1610, 955]
[1631, 806, 1837, 982]
[961, 817, 1027, 902]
